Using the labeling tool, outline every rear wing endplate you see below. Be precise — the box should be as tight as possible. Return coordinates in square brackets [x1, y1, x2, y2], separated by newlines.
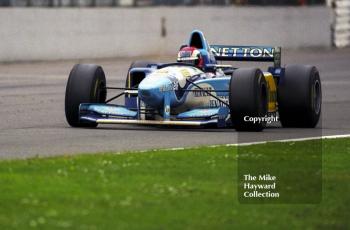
[210, 45, 281, 68]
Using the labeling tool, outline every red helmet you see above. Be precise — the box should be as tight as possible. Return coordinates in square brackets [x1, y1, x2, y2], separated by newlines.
[177, 46, 203, 68]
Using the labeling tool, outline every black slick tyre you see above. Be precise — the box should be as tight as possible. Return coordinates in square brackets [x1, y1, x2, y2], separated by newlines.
[229, 68, 268, 131]
[278, 64, 321, 128]
[65, 64, 106, 127]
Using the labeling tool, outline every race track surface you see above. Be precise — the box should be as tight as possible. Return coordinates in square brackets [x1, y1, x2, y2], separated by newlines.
[0, 48, 349, 158]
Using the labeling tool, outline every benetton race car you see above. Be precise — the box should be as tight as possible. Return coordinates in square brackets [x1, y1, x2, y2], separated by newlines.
[65, 30, 321, 131]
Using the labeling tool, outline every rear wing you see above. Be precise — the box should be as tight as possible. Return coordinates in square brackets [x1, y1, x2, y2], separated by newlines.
[210, 45, 281, 68]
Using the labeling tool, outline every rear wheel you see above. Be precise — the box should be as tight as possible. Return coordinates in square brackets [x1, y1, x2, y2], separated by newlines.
[278, 64, 321, 127]
[65, 64, 106, 127]
[229, 68, 268, 131]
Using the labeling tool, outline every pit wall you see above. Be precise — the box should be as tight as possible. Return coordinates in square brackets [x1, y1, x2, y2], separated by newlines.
[0, 7, 331, 62]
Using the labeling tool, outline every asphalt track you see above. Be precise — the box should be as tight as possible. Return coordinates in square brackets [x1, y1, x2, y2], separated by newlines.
[0, 48, 349, 158]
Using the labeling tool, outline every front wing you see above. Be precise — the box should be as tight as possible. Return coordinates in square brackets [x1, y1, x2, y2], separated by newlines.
[79, 103, 230, 128]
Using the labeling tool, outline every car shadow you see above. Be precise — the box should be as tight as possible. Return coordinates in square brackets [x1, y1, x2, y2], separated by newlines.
[93, 123, 281, 133]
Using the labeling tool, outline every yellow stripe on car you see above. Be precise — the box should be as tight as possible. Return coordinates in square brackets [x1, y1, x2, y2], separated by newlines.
[264, 72, 277, 112]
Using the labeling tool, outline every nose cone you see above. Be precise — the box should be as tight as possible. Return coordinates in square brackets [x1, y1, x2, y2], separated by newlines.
[138, 76, 173, 108]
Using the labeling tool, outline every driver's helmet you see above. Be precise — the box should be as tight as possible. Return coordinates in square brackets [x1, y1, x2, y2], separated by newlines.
[177, 46, 203, 68]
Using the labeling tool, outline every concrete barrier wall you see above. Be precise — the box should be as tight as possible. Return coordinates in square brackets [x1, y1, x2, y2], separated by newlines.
[0, 7, 331, 62]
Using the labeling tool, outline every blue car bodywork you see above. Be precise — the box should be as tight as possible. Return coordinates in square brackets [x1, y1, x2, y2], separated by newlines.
[79, 30, 282, 128]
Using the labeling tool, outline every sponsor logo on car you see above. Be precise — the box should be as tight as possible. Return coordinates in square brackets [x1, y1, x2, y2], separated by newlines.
[211, 46, 274, 58]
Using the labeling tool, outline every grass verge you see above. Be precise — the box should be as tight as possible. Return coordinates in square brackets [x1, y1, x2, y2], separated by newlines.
[0, 138, 349, 229]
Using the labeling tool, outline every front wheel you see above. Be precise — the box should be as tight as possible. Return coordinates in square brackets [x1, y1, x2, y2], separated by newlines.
[65, 64, 106, 127]
[229, 68, 268, 131]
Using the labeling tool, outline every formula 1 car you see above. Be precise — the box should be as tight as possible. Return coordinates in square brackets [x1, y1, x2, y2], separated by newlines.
[65, 30, 321, 131]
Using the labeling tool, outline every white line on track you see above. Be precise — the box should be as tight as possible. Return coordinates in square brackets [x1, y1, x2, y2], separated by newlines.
[159, 134, 350, 152]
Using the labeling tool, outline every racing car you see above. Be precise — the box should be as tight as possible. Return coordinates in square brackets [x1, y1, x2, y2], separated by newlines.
[65, 30, 321, 131]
